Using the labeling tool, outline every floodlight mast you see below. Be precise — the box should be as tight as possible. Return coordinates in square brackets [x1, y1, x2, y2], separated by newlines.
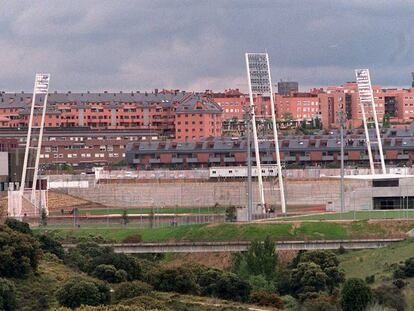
[265, 54, 287, 214]
[355, 69, 386, 174]
[245, 54, 266, 211]
[19, 73, 50, 213]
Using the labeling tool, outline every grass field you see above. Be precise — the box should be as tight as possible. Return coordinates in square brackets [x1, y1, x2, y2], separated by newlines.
[49, 207, 226, 215]
[281, 210, 414, 221]
[35, 220, 414, 243]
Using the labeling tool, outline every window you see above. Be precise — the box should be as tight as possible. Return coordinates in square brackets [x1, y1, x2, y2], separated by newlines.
[373, 179, 399, 187]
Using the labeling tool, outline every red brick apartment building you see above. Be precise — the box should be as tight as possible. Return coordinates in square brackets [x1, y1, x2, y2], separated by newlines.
[0, 91, 222, 141]
[209, 85, 414, 129]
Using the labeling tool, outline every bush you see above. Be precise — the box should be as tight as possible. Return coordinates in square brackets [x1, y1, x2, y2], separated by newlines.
[340, 278, 373, 311]
[402, 257, 414, 277]
[113, 281, 153, 302]
[392, 278, 406, 289]
[92, 264, 127, 283]
[65, 242, 142, 280]
[37, 234, 65, 259]
[0, 225, 40, 278]
[4, 218, 32, 235]
[0, 278, 17, 311]
[154, 267, 199, 294]
[249, 291, 284, 308]
[373, 285, 406, 311]
[281, 295, 298, 309]
[191, 265, 251, 302]
[365, 275, 375, 284]
[56, 277, 110, 308]
[290, 262, 328, 297]
[299, 250, 345, 293]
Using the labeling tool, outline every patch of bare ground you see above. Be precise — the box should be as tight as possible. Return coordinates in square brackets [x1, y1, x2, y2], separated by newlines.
[47, 191, 104, 210]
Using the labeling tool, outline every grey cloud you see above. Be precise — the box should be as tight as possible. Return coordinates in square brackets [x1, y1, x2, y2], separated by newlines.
[0, 0, 413, 92]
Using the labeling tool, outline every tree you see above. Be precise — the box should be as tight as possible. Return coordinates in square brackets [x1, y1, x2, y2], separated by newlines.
[290, 262, 328, 298]
[232, 236, 278, 280]
[0, 278, 17, 311]
[56, 278, 110, 308]
[283, 112, 293, 121]
[340, 278, 373, 311]
[121, 209, 129, 226]
[299, 251, 345, 292]
[0, 225, 40, 278]
[40, 208, 47, 227]
[382, 113, 391, 128]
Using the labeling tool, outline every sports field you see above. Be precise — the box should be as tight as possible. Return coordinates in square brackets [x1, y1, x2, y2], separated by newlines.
[49, 206, 226, 215]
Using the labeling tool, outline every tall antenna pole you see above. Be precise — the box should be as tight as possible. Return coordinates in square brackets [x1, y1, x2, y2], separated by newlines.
[245, 54, 266, 210]
[265, 54, 287, 214]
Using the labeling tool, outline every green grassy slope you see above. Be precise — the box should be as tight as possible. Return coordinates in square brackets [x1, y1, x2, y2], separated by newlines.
[339, 239, 414, 282]
[36, 220, 414, 243]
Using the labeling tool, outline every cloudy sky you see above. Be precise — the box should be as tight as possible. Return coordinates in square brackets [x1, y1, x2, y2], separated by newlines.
[0, 0, 413, 92]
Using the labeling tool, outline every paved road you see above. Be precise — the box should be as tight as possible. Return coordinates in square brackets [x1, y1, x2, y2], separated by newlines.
[63, 238, 404, 253]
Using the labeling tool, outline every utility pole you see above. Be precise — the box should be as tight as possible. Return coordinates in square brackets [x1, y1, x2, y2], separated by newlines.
[245, 106, 253, 221]
[337, 110, 345, 213]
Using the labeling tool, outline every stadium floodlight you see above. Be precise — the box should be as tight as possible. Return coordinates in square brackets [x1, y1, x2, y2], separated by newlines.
[245, 53, 286, 214]
[355, 69, 386, 175]
[19, 73, 50, 214]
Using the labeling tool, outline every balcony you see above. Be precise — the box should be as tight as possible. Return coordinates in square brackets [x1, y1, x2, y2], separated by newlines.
[284, 156, 296, 161]
[299, 156, 311, 161]
[132, 159, 140, 164]
[397, 154, 410, 160]
[186, 158, 199, 163]
[224, 157, 235, 163]
[149, 159, 161, 164]
[322, 155, 334, 161]
[208, 157, 221, 163]
[171, 158, 183, 164]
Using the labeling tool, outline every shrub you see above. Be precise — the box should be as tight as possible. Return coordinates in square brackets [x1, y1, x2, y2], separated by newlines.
[299, 250, 345, 293]
[89, 252, 142, 281]
[4, 218, 32, 235]
[0, 225, 40, 278]
[392, 278, 406, 289]
[373, 285, 406, 311]
[154, 267, 199, 294]
[290, 262, 328, 297]
[37, 234, 65, 259]
[56, 277, 110, 308]
[365, 275, 375, 284]
[249, 291, 284, 308]
[340, 278, 373, 311]
[281, 295, 298, 309]
[0, 278, 17, 311]
[402, 257, 414, 277]
[65, 242, 141, 281]
[207, 271, 251, 302]
[113, 281, 153, 302]
[92, 264, 128, 283]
